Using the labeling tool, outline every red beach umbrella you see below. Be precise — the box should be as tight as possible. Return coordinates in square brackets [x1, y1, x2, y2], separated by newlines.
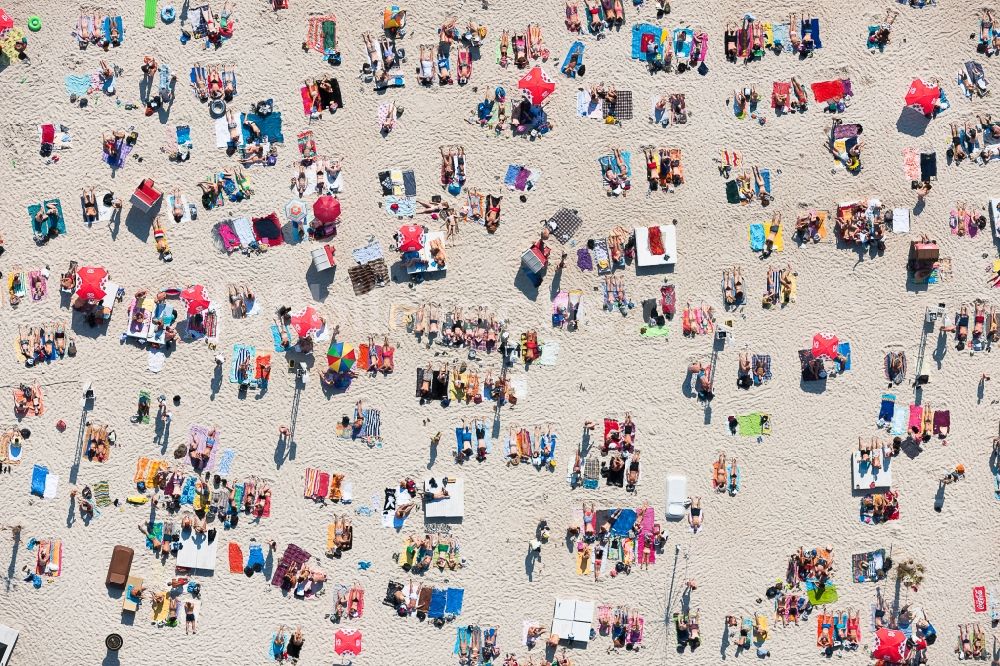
[334, 629, 362, 655]
[518, 66, 556, 106]
[871, 627, 907, 663]
[313, 195, 341, 224]
[904, 79, 939, 116]
[0, 9, 14, 31]
[75, 266, 108, 300]
[811, 332, 839, 360]
[290, 306, 324, 338]
[397, 224, 424, 253]
[180, 285, 211, 316]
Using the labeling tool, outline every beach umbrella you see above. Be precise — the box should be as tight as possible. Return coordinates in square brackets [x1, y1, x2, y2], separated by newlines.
[313, 195, 341, 224]
[397, 224, 424, 252]
[0, 9, 13, 31]
[180, 285, 210, 316]
[872, 628, 907, 663]
[290, 306, 324, 339]
[326, 341, 356, 372]
[284, 199, 308, 223]
[76, 266, 108, 300]
[518, 66, 556, 106]
[904, 79, 939, 116]
[811, 332, 839, 360]
[334, 629, 362, 655]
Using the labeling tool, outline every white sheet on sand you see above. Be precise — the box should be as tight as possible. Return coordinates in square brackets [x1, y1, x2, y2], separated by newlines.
[892, 208, 910, 233]
[214, 117, 244, 149]
[43, 473, 59, 499]
[176, 531, 218, 571]
[83, 191, 116, 224]
[300, 163, 343, 194]
[167, 194, 193, 222]
[148, 350, 166, 373]
[576, 90, 603, 119]
[538, 341, 559, 366]
[232, 217, 255, 246]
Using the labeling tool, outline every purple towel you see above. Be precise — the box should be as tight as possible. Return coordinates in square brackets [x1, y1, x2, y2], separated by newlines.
[514, 168, 530, 190]
[577, 248, 593, 271]
[932, 410, 950, 433]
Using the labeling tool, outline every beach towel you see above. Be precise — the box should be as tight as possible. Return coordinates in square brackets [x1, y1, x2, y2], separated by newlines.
[631, 24, 662, 61]
[102, 16, 125, 45]
[383, 196, 416, 217]
[561, 41, 585, 77]
[216, 449, 236, 477]
[772, 23, 790, 50]
[241, 110, 284, 144]
[878, 394, 896, 423]
[751, 355, 772, 384]
[754, 169, 772, 198]
[932, 410, 950, 434]
[673, 28, 695, 58]
[428, 588, 447, 618]
[30, 464, 47, 497]
[736, 413, 769, 436]
[920, 152, 937, 181]
[577, 248, 593, 271]
[603, 91, 633, 120]
[837, 342, 851, 371]
[445, 588, 464, 615]
[811, 80, 846, 104]
[576, 90, 603, 119]
[802, 18, 822, 49]
[749, 224, 765, 251]
[548, 208, 583, 243]
[230, 344, 256, 383]
[650, 96, 669, 125]
[890, 405, 908, 436]
[145, 522, 163, 549]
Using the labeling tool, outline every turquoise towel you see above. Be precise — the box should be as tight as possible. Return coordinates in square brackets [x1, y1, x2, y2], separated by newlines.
[65, 74, 93, 96]
[749, 224, 765, 251]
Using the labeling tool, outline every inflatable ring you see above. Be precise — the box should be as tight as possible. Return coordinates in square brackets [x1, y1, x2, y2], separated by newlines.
[27, 16, 42, 32]
[161, 5, 176, 23]
[209, 99, 226, 117]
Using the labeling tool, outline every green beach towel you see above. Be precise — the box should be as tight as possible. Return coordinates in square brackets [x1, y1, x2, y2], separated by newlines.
[736, 413, 770, 436]
[640, 325, 669, 338]
[322, 20, 336, 51]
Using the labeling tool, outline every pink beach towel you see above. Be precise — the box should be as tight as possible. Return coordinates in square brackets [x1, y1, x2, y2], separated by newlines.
[902, 148, 920, 182]
[772, 82, 791, 109]
[638, 508, 656, 565]
[907, 405, 922, 433]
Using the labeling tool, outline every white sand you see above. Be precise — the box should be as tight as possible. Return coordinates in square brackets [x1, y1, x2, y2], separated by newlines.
[1, 0, 999, 664]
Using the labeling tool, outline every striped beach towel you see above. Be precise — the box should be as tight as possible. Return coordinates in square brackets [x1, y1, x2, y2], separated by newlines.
[359, 409, 382, 444]
[92, 480, 112, 507]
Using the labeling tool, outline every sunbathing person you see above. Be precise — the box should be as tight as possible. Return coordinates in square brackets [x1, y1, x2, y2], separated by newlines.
[752, 166, 772, 205]
[457, 45, 472, 84]
[583, 0, 603, 32]
[191, 64, 209, 100]
[687, 496, 703, 531]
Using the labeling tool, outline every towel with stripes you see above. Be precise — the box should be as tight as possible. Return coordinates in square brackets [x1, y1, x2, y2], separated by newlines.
[358, 408, 382, 445]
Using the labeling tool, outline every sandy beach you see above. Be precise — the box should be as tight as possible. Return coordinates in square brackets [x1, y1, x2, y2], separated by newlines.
[1, 0, 999, 664]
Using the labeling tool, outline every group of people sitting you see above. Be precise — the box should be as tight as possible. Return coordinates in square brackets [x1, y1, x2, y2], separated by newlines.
[84, 422, 115, 462]
[280, 560, 327, 598]
[836, 199, 887, 251]
[860, 489, 899, 523]
[13, 383, 43, 417]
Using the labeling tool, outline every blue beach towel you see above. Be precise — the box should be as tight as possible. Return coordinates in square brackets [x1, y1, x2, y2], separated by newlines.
[804, 18, 822, 49]
[247, 543, 265, 570]
[270, 325, 290, 352]
[30, 465, 48, 497]
[772, 23, 790, 50]
[598, 153, 631, 178]
[631, 24, 662, 61]
[180, 476, 197, 504]
[561, 41, 584, 76]
[611, 508, 637, 536]
[176, 125, 192, 147]
[65, 74, 93, 96]
[384, 196, 416, 217]
[453, 626, 470, 654]
[673, 28, 695, 58]
[428, 588, 447, 618]
[837, 342, 851, 371]
[890, 405, 908, 436]
[241, 110, 284, 144]
[753, 169, 771, 196]
[216, 449, 236, 477]
[878, 394, 896, 423]
[749, 224, 765, 251]
[445, 588, 465, 615]
[102, 16, 125, 44]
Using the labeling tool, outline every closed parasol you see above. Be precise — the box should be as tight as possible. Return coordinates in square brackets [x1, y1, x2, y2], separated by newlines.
[76, 266, 108, 301]
[397, 224, 424, 252]
[290, 306, 324, 339]
[313, 195, 341, 224]
[518, 66, 556, 106]
[326, 341, 356, 372]
[180, 285, 210, 316]
[811, 332, 839, 360]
